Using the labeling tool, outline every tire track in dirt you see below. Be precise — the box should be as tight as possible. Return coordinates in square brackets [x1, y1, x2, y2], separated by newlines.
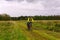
[19, 26, 47, 40]
[16, 22, 35, 40]
[18, 26, 47, 40]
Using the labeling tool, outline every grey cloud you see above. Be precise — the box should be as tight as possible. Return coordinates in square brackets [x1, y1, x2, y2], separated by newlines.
[6, 0, 40, 3]
[26, 0, 34, 2]
[26, 0, 36, 3]
[17, 0, 24, 1]
[26, 0, 40, 3]
[6, 0, 13, 1]
[41, 0, 60, 8]
[26, 0, 60, 8]
[6, 0, 24, 2]
[5, 0, 60, 10]
[5, 0, 60, 7]
[33, 0, 60, 10]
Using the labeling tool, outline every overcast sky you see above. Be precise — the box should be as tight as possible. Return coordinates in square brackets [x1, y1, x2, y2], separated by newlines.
[0, 0, 60, 17]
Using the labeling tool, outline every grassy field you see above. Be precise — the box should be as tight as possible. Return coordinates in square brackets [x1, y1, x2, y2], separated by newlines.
[0, 20, 60, 40]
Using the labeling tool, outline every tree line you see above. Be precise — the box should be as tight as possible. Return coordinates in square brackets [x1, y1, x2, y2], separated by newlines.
[0, 14, 60, 20]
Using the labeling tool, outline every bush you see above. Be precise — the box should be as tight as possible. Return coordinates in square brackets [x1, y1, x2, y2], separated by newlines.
[54, 23, 60, 32]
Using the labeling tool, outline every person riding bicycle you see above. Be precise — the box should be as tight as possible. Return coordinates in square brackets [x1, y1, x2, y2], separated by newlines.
[27, 17, 34, 30]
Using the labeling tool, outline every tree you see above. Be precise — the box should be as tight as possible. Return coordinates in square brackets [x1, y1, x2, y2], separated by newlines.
[0, 14, 11, 20]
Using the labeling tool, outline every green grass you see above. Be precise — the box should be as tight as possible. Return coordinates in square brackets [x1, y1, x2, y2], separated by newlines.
[0, 20, 60, 40]
[0, 21, 27, 40]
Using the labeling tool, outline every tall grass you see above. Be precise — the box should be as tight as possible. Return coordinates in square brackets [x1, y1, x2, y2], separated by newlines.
[0, 21, 27, 40]
[0, 20, 60, 40]
[32, 20, 60, 32]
